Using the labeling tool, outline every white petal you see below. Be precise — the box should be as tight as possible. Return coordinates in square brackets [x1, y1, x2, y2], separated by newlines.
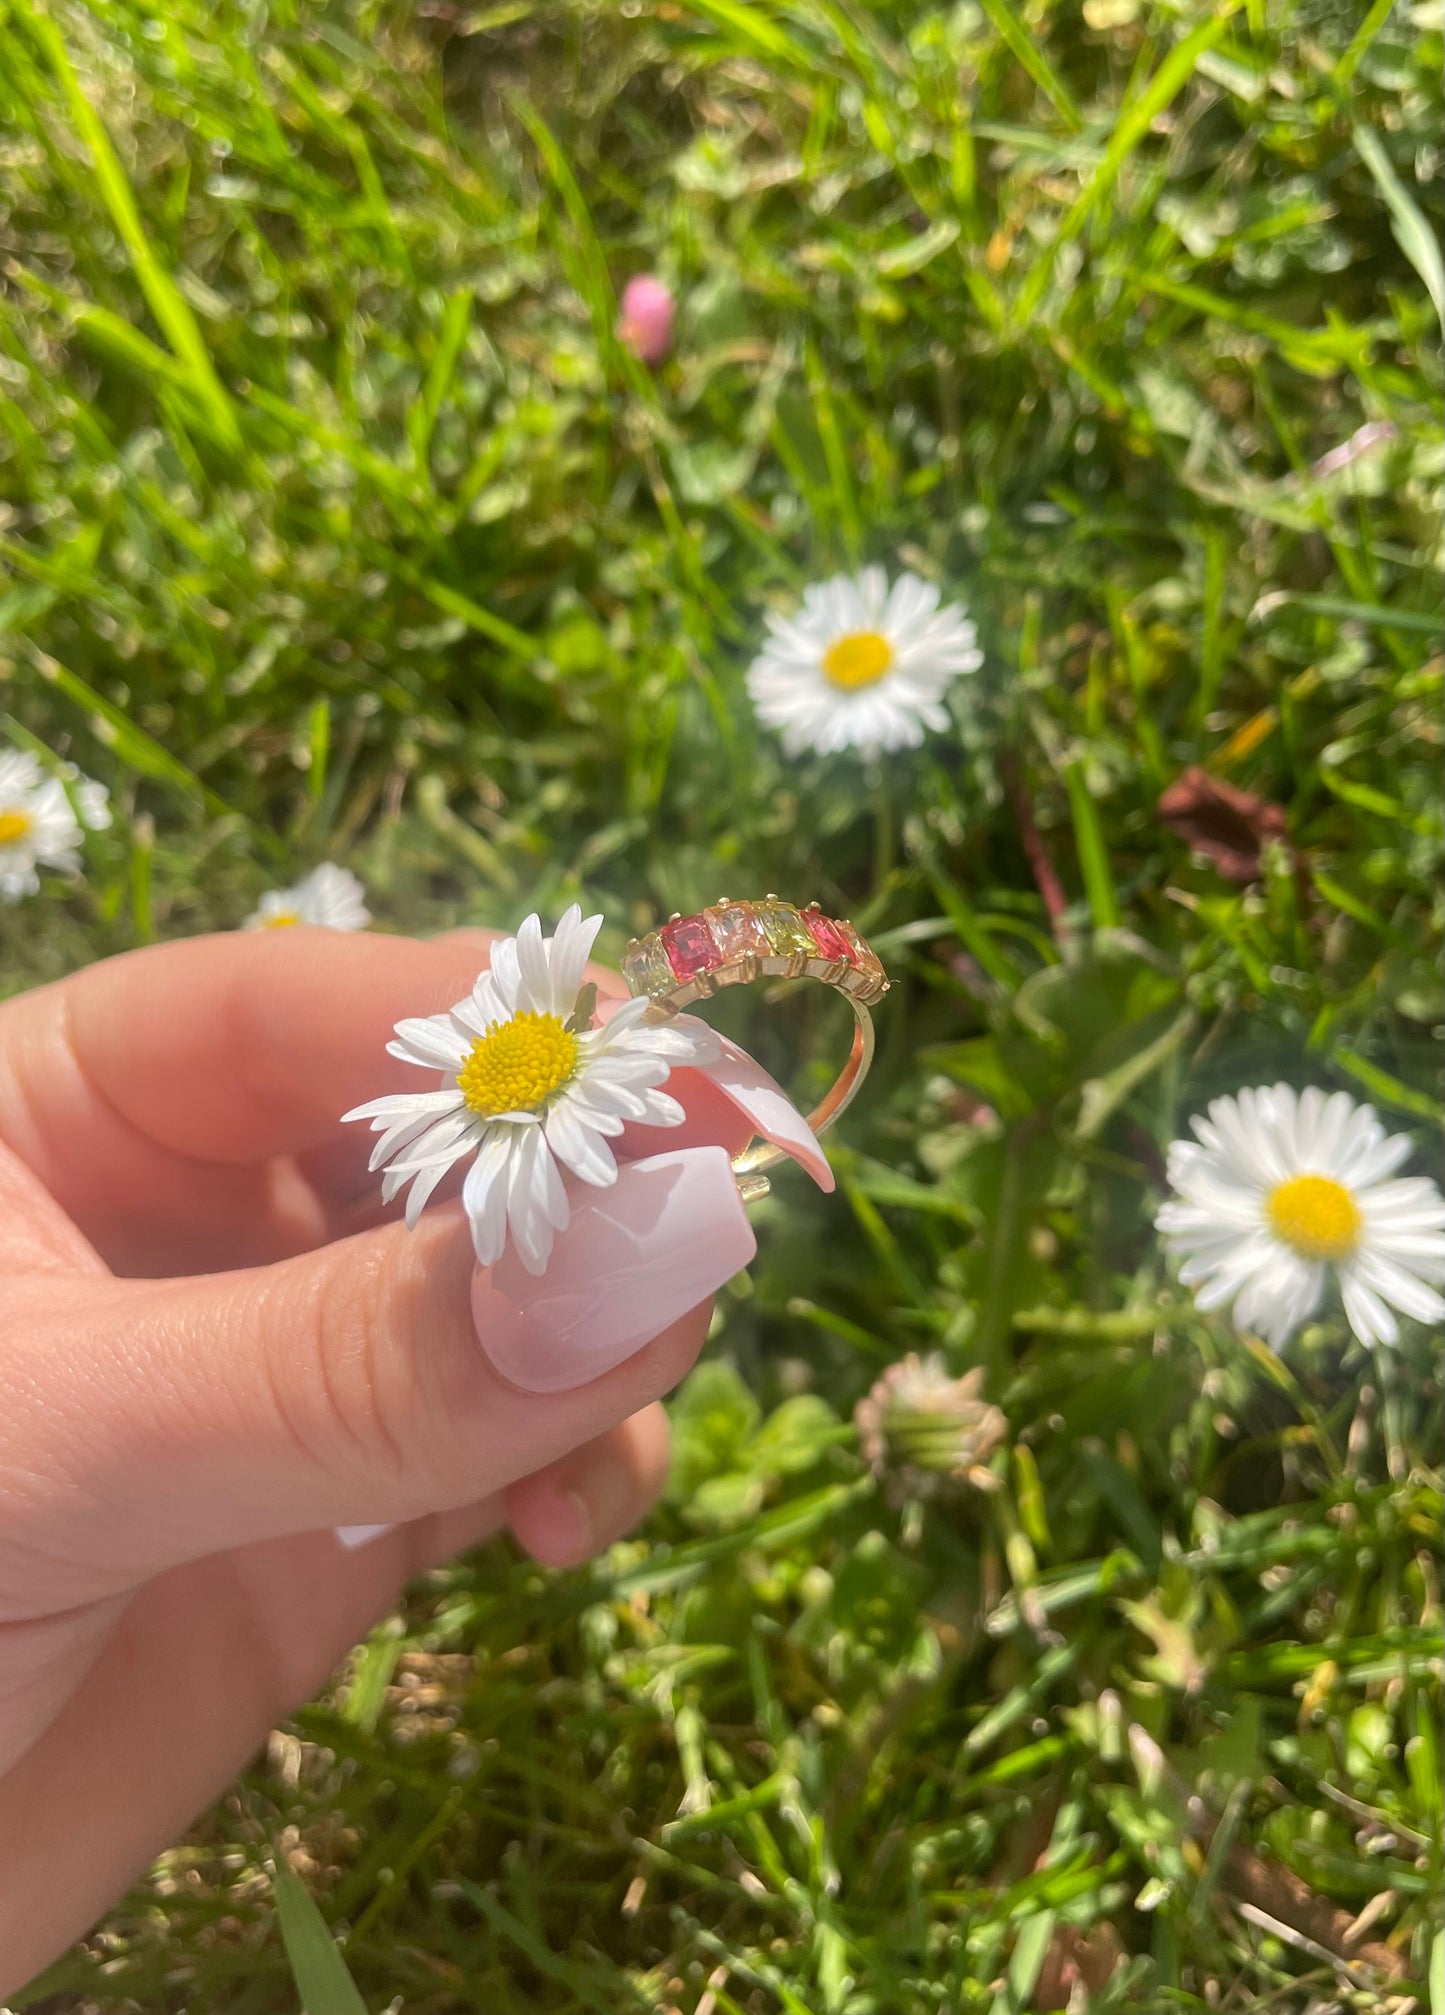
[1339, 1269, 1398, 1348]
[403, 1153, 456, 1229]
[507, 1128, 568, 1275]
[544, 1101, 618, 1187]
[565, 1084, 647, 1127]
[463, 1134, 514, 1267]
[1356, 1177, 1445, 1228]
[387, 1017, 471, 1070]
[585, 994, 654, 1043]
[386, 1112, 479, 1172]
[632, 1088, 685, 1129]
[487, 933, 523, 1014]
[1302, 1089, 1361, 1177]
[1350, 1251, 1445, 1327]
[459, 975, 507, 1032]
[547, 904, 603, 1016]
[343, 1088, 459, 1124]
[369, 1109, 442, 1171]
[513, 912, 551, 1014]
[1337, 1128, 1414, 1189]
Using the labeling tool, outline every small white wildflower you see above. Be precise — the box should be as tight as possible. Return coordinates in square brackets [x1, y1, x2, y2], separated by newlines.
[343, 907, 721, 1275]
[0, 746, 110, 903]
[746, 565, 983, 758]
[246, 863, 370, 932]
[1157, 1083, 1445, 1350]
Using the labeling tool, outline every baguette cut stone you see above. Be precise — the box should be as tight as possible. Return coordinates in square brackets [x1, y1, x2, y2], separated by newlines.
[662, 914, 722, 980]
[804, 911, 851, 962]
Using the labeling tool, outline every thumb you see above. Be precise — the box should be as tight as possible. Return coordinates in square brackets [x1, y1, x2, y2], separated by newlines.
[0, 1148, 753, 1604]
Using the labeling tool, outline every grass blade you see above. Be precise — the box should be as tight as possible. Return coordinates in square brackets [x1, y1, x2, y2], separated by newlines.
[271, 1860, 370, 2015]
[1352, 123, 1445, 331]
[1063, 761, 1122, 931]
[26, 11, 242, 452]
[973, 0, 1082, 131]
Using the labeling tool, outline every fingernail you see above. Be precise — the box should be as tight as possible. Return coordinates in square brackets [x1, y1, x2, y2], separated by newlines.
[517, 1485, 593, 1564]
[335, 1523, 394, 1549]
[472, 1146, 755, 1394]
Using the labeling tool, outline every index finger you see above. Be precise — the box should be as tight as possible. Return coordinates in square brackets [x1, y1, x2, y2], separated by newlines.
[0, 930, 507, 1233]
[0, 927, 753, 1261]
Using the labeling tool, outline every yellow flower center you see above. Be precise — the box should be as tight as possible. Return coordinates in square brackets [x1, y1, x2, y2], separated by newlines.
[0, 809, 34, 845]
[822, 630, 894, 690]
[261, 910, 302, 928]
[457, 1011, 578, 1118]
[1266, 1174, 1362, 1262]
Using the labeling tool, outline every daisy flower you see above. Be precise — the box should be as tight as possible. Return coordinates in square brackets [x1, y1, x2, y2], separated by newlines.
[246, 863, 370, 932]
[0, 745, 111, 903]
[1156, 1083, 1445, 1350]
[343, 907, 723, 1274]
[746, 565, 983, 759]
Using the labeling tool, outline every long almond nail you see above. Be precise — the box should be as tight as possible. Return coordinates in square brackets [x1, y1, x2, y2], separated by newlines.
[471, 1146, 755, 1394]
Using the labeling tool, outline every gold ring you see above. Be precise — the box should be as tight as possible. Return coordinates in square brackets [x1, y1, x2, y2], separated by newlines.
[621, 897, 889, 1197]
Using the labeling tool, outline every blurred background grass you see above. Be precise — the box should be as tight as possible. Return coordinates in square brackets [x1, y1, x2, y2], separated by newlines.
[1, 0, 1442, 2007]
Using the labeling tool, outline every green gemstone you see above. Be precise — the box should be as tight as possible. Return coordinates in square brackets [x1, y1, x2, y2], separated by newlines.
[621, 936, 674, 996]
[756, 900, 816, 956]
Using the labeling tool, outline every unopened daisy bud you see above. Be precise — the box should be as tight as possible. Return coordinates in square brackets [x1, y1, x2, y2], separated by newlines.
[617, 275, 675, 365]
[855, 1354, 1007, 1506]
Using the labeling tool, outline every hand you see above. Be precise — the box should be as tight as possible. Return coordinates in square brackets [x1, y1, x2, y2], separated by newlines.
[0, 928, 754, 1986]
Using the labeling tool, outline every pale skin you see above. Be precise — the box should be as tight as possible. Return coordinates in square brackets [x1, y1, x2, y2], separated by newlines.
[0, 927, 738, 1987]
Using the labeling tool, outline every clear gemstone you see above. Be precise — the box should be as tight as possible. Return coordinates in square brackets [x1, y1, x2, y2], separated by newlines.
[621, 937, 674, 997]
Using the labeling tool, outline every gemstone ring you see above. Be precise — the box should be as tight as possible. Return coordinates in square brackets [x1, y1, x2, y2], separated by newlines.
[621, 897, 889, 1198]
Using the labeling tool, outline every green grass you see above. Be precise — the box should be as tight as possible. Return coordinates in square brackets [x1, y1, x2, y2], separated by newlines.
[2, 0, 1442, 2007]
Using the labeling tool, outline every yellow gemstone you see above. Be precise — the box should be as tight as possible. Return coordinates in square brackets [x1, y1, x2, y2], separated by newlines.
[457, 1011, 579, 1117]
[755, 900, 816, 956]
[0, 809, 34, 845]
[1266, 1174, 1362, 1263]
[822, 630, 893, 690]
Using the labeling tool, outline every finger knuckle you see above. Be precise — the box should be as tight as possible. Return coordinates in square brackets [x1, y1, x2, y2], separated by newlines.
[292, 1235, 479, 1493]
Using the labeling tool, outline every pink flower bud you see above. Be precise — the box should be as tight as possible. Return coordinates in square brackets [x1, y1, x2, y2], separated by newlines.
[617, 275, 675, 365]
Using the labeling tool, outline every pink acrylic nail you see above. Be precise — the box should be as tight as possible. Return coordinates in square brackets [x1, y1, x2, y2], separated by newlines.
[471, 1145, 755, 1394]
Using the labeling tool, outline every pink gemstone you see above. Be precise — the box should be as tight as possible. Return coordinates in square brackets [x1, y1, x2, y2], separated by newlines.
[805, 911, 850, 962]
[662, 914, 722, 980]
[710, 901, 768, 959]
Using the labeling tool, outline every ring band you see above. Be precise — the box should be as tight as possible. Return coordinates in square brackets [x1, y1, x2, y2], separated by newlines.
[621, 897, 889, 1198]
